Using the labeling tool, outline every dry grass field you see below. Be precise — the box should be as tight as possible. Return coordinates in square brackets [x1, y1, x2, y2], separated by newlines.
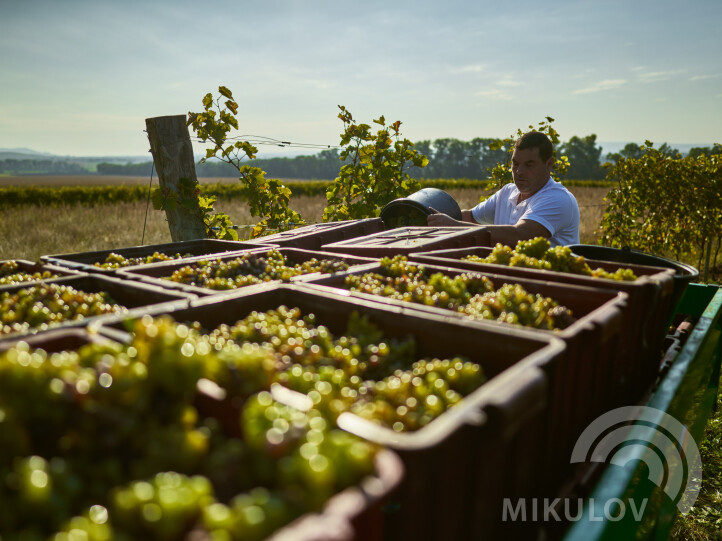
[0, 184, 607, 262]
[0, 175, 242, 187]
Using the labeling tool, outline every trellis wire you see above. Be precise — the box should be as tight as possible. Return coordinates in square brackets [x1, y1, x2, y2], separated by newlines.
[190, 134, 340, 152]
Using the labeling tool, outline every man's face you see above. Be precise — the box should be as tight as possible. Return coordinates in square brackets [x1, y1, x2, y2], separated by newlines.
[511, 147, 553, 197]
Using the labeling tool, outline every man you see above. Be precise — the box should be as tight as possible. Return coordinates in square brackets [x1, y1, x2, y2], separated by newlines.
[427, 131, 580, 246]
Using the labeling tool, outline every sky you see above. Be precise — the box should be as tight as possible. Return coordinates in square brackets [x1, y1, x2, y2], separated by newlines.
[1, 0, 720, 158]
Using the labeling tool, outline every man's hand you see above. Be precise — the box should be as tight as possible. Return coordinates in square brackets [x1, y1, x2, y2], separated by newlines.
[426, 207, 471, 227]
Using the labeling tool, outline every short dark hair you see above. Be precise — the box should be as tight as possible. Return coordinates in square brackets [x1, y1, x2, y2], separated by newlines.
[514, 131, 554, 162]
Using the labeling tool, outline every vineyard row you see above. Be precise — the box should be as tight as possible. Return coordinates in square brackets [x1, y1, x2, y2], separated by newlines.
[0, 178, 615, 208]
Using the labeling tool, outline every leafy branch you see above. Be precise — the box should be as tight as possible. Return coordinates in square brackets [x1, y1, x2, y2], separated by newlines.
[600, 142, 721, 280]
[187, 86, 304, 238]
[323, 105, 429, 222]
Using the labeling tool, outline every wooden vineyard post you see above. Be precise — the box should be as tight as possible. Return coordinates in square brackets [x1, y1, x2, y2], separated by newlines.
[145, 115, 207, 242]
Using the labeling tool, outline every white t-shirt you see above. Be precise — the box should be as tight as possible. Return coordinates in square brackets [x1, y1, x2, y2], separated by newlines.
[470, 178, 580, 246]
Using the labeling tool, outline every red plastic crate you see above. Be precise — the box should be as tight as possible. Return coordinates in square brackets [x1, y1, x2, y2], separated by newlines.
[116, 247, 379, 297]
[244, 218, 386, 250]
[0, 259, 83, 291]
[0, 326, 125, 354]
[40, 239, 272, 275]
[0, 274, 194, 344]
[99, 283, 562, 540]
[320, 226, 491, 257]
[298, 261, 629, 497]
[265, 448, 404, 541]
[409, 245, 676, 407]
[0, 319, 403, 541]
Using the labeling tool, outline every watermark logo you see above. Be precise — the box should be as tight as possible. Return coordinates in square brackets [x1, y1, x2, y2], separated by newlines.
[502, 406, 702, 522]
[570, 405, 702, 515]
[502, 496, 647, 522]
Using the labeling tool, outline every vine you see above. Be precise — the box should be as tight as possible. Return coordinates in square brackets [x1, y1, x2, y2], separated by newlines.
[175, 87, 430, 235]
[600, 142, 721, 281]
[323, 105, 429, 222]
[187, 86, 304, 238]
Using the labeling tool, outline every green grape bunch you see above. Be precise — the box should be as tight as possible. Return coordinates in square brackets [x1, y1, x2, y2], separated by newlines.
[344, 255, 575, 330]
[0, 316, 382, 540]
[205, 306, 487, 432]
[351, 358, 486, 432]
[94, 252, 193, 269]
[0, 298, 501, 539]
[467, 237, 637, 281]
[165, 249, 350, 290]
[345, 255, 494, 311]
[0, 284, 127, 336]
[0, 260, 58, 285]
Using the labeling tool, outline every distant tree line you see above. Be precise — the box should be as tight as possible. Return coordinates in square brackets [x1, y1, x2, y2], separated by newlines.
[3, 138, 720, 179]
[0, 159, 92, 175]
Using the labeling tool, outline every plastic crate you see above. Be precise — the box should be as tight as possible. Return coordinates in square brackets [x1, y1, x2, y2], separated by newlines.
[263, 448, 403, 541]
[0, 259, 83, 291]
[0, 274, 194, 344]
[567, 244, 698, 318]
[0, 326, 126, 354]
[299, 261, 629, 496]
[320, 226, 491, 257]
[40, 239, 272, 275]
[244, 218, 386, 250]
[409, 246, 677, 407]
[0, 316, 403, 541]
[116, 247, 379, 297]
[99, 283, 562, 540]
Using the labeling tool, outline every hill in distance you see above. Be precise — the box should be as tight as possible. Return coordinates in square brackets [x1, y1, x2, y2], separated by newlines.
[0, 148, 151, 164]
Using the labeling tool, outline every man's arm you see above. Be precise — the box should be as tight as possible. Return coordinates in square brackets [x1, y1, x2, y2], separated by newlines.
[426, 209, 550, 245]
[426, 208, 477, 227]
[480, 219, 551, 246]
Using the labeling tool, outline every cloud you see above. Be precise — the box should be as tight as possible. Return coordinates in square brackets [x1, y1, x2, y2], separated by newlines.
[495, 78, 521, 87]
[690, 73, 721, 82]
[450, 64, 485, 74]
[475, 89, 512, 100]
[572, 79, 626, 95]
[636, 70, 684, 83]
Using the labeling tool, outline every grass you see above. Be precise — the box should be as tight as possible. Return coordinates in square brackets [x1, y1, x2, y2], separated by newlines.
[0, 175, 242, 187]
[0, 187, 607, 261]
[1, 185, 720, 541]
[671, 385, 722, 540]
[0, 194, 325, 261]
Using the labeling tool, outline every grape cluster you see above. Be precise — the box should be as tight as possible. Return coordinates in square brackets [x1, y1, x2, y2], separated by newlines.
[93, 251, 193, 269]
[0, 315, 380, 540]
[204, 306, 487, 431]
[0, 260, 57, 286]
[462, 283, 575, 330]
[0, 283, 127, 336]
[345, 255, 494, 310]
[344, 255, 575, 330]
[351, 358, 485, 431]
[165, 249, 351, 290]
[466, 237, 638, 281]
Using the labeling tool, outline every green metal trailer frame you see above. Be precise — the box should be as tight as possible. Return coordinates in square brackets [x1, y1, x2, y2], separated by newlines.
[562, 283, 722, 540]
